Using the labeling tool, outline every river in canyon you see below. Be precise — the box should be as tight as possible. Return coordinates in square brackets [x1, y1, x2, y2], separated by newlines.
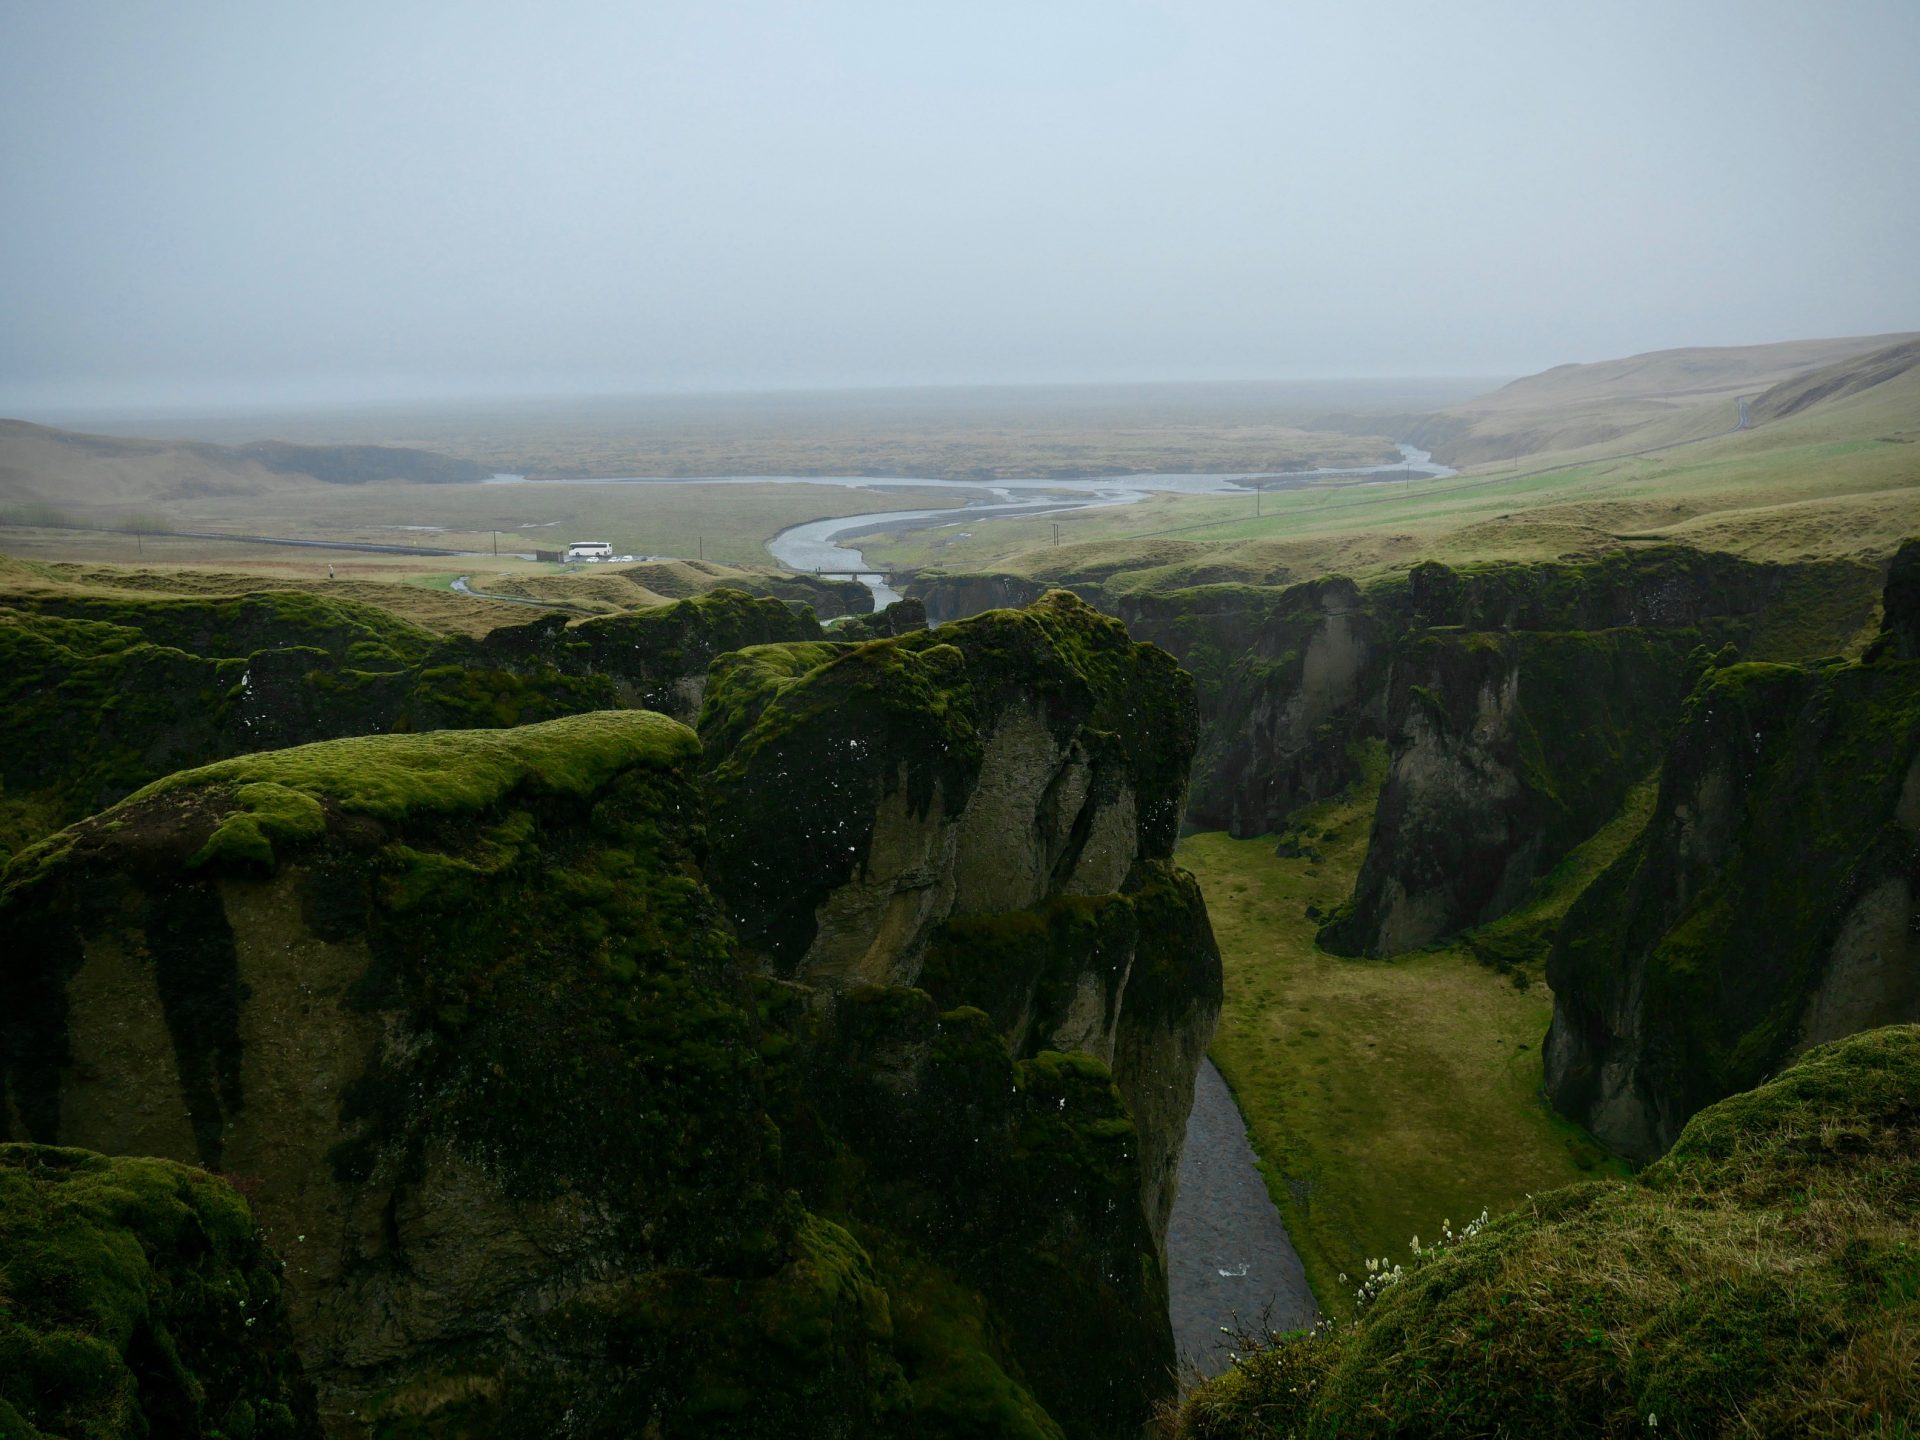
[1167, 1059, 1317, 1378]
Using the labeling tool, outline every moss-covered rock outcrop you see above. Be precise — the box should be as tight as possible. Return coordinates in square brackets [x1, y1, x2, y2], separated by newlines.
[1318, 626, 1710, 956]
[702, 589, 1198, 977]
[2, 591, 1224, 1439]
[912, 551, 1883, 966]
[0, 585, 818, 861]
[1176, 1024, 1920, 1439]
[697, 590, 1222, 1426]
[831, 596, 929, 641]
[1544, 582, 1920, 1158]
[1, 713, 799, 1431]
[1875, 534, 1920, 661]
[0, 1144, 319, 1440]
[1271, 550, 1880, 956]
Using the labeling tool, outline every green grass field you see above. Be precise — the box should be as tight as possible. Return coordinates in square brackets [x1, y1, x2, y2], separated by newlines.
[1176, 749, 1649, 1317]
[0, 476, 990, 578]
[865, 364, 1920, 582]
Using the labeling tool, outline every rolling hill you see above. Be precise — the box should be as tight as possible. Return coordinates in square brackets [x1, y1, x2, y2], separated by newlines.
[1405, 331, 1919, 467]
[0, 418, 489, 511]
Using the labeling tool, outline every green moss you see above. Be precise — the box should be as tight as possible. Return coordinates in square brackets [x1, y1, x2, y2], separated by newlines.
[704, 591, 1197, 969]
[3, 589, 438, 667]
[859, 1233, 1064, 1440]
[0, 1145, 317, 1439]
[919, 893, 1138, 1049]
[1549, 649, 1920, 1151]
[190, 783, 326, 869]
[138, 710, 696, 825]
[695, 639, 852, 759]
[0, 585, 816, 860]
[1178, 1026, 1920, 1439]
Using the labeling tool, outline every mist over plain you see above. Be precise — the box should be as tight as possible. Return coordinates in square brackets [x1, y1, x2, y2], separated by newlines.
[3, 0, 1918, 415]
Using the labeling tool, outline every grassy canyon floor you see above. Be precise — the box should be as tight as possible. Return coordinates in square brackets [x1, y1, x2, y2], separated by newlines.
[1175, 749, 1644, 1317]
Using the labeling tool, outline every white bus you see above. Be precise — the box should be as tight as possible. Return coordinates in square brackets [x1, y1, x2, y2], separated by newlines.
[564, 540, 615, 562]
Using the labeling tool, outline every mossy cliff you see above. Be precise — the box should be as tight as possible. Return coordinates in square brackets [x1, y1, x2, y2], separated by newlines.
[1176, 1024, 1920, 1439]
[702, 589, 1199, 979]
[446, 583, 821, 720]
[1, 592, 1223, 1438]
[1295, 549, 1878, 957]
[917, 548, 1880, 857]
[1317, 625, 1709, 956]
[1149, 578, 1386, 836]
[0, 585, 815, 862]
[0, 713, 798, 1432]
[1544, 548, 1920, 1159]
[0, 1144, 320, 1440]
[699, 589, 1222, 1413]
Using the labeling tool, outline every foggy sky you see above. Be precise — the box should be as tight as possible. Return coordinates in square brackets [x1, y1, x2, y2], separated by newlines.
[3, 0, 1917, 413]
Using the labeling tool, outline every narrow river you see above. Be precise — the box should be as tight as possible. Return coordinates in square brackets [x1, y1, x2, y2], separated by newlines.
[763, 445, 1452, 608]
[484, 446, 1452, 610]
[1167, 1059, 1317, 1377]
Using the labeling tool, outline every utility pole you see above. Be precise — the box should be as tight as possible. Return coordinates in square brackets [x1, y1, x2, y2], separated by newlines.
[698, 536, 704, 561]
[1255, 481, 1261, 518]
[491, 530, 498, 557]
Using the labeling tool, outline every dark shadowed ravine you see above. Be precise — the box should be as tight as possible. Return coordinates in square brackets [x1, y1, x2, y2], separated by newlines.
[1167, 1058, 1317, 1378]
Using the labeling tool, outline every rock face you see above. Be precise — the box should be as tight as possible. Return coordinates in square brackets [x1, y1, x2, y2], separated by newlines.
[1, 591, 1222, 1439]
[0, 1144, 320, 1439]
[701, 589, 1222, 1286]
[1160, 578, 1387, 836]
[1313, 551, 1891, 956]
[1879, 535, 1920, 660]
[1544, 620, 1920, 1159]
[1318, 627, 1704, 955]
[0, 585, 816, 861]
[1177, 1025, 1920, 1439]
[914, 554, 1885, 971]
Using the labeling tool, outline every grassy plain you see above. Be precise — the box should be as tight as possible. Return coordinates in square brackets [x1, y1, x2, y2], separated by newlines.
[1, 478, 982, 572]
[55, 380, 1477, 481]
[0, 553, 554, 635]
[869, 364, 1920, 583]
[1177, 750, 1650, 1316]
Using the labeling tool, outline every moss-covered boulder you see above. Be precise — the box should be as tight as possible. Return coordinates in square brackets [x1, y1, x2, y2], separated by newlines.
[831, 596, 929, 641]
[1176, 1024, 1920, 1439]
[1544, 633, 1920, 1159]
[0, 1144, 319, 1439]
